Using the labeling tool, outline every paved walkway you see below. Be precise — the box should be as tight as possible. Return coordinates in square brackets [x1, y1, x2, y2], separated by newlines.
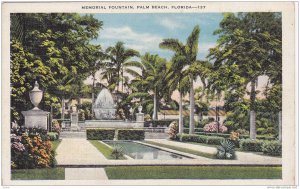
[65, 168, 108, 180]
[146, 139, 282, 165]
[56, 138, 108, 165]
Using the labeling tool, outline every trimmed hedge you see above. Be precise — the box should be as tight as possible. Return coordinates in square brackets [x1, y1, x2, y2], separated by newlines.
[188, 131, 274, 140]
[183, 128, 204, 134]
[117, 129, 145, 140]
[86, 129, 115, 140]
[262, 141, 282, 156]
[206, 136, 225, 145]
[178, 134, 207, 143]
[256, 135, 276, 140]
[144, 119, 176, 127]
[239, 139, 264, 152]
[47, 132, 59, 141]
[177, 133, 224, 145]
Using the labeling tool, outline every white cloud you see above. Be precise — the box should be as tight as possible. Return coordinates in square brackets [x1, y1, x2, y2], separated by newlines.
[158, 17, 183, 30]
[198, 42, 216, 54]
[100, 26, 162, 53]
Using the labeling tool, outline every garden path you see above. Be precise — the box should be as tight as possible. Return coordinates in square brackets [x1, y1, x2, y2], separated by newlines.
[65, 168, 108, 180]
[56, 138, 108, 165]
[146, 139, 282, 165]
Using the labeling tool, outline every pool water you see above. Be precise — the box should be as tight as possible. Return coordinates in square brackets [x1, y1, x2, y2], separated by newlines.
[104, 141, 192, 160]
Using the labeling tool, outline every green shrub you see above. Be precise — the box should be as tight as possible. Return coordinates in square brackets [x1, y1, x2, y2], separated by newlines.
[199, 119, 210, 127]
[183, 128, 204, 134]
[86, 129, 115, 140]
[177, 134, 208, 143]
[144, 119, 176, 127]
[236, 129, 250, 135]
[257, 128, 266, 135]
[256, 135, 276, 140]
[117, 129, 145, 140]
[206, 136, 225, 145]
[239, 139, 264, 152]
[177, 133, 225, 145]
[216, 139, 236, 159]
[110, 144, 125, 159]
[47, 132, 58, 141]
[262, 141, 282, 156]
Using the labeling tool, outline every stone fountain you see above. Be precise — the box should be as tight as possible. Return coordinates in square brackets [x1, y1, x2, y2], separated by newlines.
[94, 88, 116, 120]
[84, 88, 144, 129]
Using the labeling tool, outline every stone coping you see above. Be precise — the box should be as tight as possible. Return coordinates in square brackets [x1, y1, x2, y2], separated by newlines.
[57, 161, 282, 167]
[134, 141, 200, 159]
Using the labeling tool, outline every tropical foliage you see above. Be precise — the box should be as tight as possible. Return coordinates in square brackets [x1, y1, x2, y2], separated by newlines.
[216, 139, 236, 159]
[11, 12, 282, 146]
[11, 13, 103, 123]
[208, 13, 282, 139]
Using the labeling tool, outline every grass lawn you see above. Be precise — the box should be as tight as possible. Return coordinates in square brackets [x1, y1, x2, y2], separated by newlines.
[11, 167, 65, 180]
[89, 140, 126, 160]
[143, 141, 215, 159]
[51, 139, 62, 151]
[105, 166, 282, 179]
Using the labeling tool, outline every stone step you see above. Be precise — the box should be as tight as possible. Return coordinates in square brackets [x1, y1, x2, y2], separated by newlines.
[60, 131, 86, 138]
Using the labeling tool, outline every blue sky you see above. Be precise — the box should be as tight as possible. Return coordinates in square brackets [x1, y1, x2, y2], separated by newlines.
[91, 13, 224, 60]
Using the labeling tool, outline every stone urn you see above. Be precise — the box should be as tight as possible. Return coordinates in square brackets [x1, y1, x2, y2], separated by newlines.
[72, 105, 77, 113]
[29, 81, 43, 110]
[138, 105, 143, 113]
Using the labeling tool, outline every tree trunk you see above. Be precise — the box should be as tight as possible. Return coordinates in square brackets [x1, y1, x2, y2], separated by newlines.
[92, 72, 96, 117]
[178, 92, 183, 134]
[278, 111, 282, 142]
[121, 68, 124, 93]
[61, 97, 65, 120]
[91, 93, 95, 117]
[152, 90, 158, 120]
[189, 78, 195, 134]
[250, 80, 256, 139]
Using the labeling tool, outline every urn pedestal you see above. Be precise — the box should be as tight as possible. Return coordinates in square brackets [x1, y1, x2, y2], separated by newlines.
[70, 105, 80, 131]
[22, 110, 49, 130]
[70, 113, 79, 131]
[135, 105, 144, 128]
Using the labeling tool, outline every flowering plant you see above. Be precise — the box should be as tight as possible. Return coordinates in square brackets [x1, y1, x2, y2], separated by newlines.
[167, 121, 179, 140]
[51, 120, 61, 135]
[203, 122, 228, 133]
[11, 127, 55, 169]
[230, 131, 240, 141]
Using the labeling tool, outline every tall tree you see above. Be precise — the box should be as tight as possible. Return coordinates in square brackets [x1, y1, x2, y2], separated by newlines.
[165, 54, 190, 133]
[127, 53, 168, 120]
[160, 25, 201, 134]
[104, 41, 139, 92]
[10, 13, 103, 121]
[208, 13, 282, 139]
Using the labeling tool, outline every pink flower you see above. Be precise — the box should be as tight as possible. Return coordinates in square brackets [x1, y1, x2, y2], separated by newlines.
[203, 122, 228, 133]
[11, 142, 25, 152]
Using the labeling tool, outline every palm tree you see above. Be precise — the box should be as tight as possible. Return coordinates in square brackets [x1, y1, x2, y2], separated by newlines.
[127, 53, 168, 120]
[160, 25, 200, 134]
[166, 54, 190, 134]
[104, 41, 139, 92]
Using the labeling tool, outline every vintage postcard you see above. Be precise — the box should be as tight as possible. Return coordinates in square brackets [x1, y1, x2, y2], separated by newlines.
[2, 1, 297, 186]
